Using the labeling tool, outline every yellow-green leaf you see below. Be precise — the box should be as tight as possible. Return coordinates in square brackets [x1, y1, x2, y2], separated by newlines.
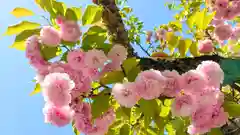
[4, 21, 41, 35]
[52, 1, 66, 16]
[166, 32, 180, 48]
[82, 5, 102, 26]
[71, 7, 82, 20]
[120, 124, 130, 135]
[189, 42, 199, 56]
[100, 71, 124, 84]
[207, 128, 223, 135]
[178, 39, 192, 57]
[139, 99, 160, 117]
[40, 46, 62, 60]
[65, 8, 78, 21]
[11, 7, 34, 18]
[91, 89, 110, 119]
[223, 101, 240, 117]
[9, 41, 25, 50]
[29, 83, 41, 96]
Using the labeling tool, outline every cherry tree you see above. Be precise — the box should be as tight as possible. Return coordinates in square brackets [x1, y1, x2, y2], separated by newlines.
[4, 0, 240, 134]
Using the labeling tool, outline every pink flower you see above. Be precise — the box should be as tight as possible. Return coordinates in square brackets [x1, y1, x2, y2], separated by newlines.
[161, 70, 181, 97]
[59, 20, 82, 42]
[84, 49, 108, 69]
[135, 70, 165, 100]
[41, 72, 75, 107]
[81, 67, 101, 81]
[198, 39, 214, 53]
[180, 70, 207, 94]
[112, 83, 140, 108]
[214, 24, 233, 41]
[67, 50, 85, 70]
[155, 28, 166, 40]
[212, 107, 229, 127]
[55, 16, 64, 25]
[191, 106, 213, 126]
[40, 26, 61, 46]
[94, 109, 116, 132]
[171, 93, 197, 117]
[224, 4, 240, 20]
[196, 61, 224, 87]
[146, 31, 153, 43]
[29, 56, 49, 70]
[211, 19, 224, 26]
[25, 35, 41, 58]
[43, 104, 73, 127]
[107, 44, 127, 63]
[231, 26, 240, 40]
[215, 0, 229, 10]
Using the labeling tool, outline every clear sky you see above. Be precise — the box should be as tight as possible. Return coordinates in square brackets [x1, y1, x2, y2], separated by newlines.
[0, 0, 176, 135]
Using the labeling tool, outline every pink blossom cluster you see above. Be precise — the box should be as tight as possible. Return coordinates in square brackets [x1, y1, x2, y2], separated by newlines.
[24, 17, 129, 134]
[112, 60, 228, 134]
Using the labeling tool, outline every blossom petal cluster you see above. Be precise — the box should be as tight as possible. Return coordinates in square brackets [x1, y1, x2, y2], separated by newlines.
[24, 17, 128, 135]
[112, 60, 228, 134]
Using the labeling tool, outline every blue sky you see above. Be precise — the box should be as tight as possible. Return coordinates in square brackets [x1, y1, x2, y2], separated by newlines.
[0, 0, 175, 135]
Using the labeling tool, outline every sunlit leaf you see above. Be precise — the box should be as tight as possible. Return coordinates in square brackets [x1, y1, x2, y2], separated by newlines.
[120, 124, 130, 135]
[139, 99, 159, 117]
[100, 71, 124, 84]
[29, 83, 41, 96]
[223, 101, 240, 117]
[4, 21, 41, 35]
[65, 8, 78, 21]
[40, 46, 62, 60]
[189, 42, 199, 56]
[82, 5, 102, 25]
[11, 7, 34, 18]
[207, 128, 223, 135]
[91, 89, 110, 119]
[166, 32, 180, 48]
[178, 39, 192, 57]
[52, 1, 66, 16]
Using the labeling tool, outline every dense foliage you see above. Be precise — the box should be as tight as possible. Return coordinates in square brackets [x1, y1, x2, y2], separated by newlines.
[4, 0, 240, 134]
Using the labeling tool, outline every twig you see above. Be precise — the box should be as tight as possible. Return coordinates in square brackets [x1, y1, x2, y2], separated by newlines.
[138, 44, 151, 56]
[41, 15, 52, 26]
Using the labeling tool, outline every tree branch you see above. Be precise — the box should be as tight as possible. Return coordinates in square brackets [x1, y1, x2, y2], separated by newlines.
[138, 55, 223, 74]
[97, 0, 136, 57]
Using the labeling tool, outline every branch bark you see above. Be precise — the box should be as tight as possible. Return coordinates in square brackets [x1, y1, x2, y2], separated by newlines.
[97, 0, 136, 57]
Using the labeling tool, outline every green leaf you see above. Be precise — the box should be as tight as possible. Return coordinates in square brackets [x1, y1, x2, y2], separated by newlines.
[139, 99, 159, 117]
[122, 58, 140, 81]
[120, 124, 130, 135]
[52, 1, 66, 16]
[4, 21, 41, 35]
[15, 29, 41, 42]
[9, 41, 26, 50]
[11, 7, 34, 18]
[165, 123, 175, 135]
[178, 39, 192, 57]
[223, 101, 240, 117]
[81, 26, 107, 51]
[109, 120, 124, 129]
[122, 7, 132, 14]
[144, 115, 151, 127]
[189, 42, 199, 56]
[160, 106, 170, 117]
[29, 83, 41, 96]
[100, 71, 124, 84]
[65, 8, 78, 21]
[82, 5, 102, 25]
[207, 128, 223, 135]
[154, 115, 169, 131]
[37, 0, 56, 17]
[122, 58, 140, 74]
[166, 32, 180, 48]
[10, 29, 40, 50]
[71, 7, 82, 20]
[172, 117, 187, 135]
[195, 8, 216, 30]
[40, 46, 62, 60]
[91, 89, 110, 119]
[60, 51, 68, 62]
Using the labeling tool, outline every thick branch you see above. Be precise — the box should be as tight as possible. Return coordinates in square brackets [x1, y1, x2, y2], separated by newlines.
[139, 55, 223, 74]
[98, 0, 136, 57]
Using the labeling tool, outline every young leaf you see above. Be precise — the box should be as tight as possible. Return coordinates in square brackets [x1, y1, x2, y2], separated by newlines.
[40, 46, 62, 60]
[29, 83, 41, 96]
[178, 39, 192, 57]
[166, 32, 180, 48]
[120, 124, 130, 135]
[65, 8, 78, 21]
[223, 101, 240, 117]
[9, 41, 26, 51]
[189, 42, 199, 56]
[4, 21, 41, 35]
[100, 71, 124, 84]
[11, 7, 34, 18]
[91, 90, 110, 119]
[52, 1, 66, 16]
[82, 5, 102, 25]
[207, 128, 223, 135]
[139, 99, 159, 117]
